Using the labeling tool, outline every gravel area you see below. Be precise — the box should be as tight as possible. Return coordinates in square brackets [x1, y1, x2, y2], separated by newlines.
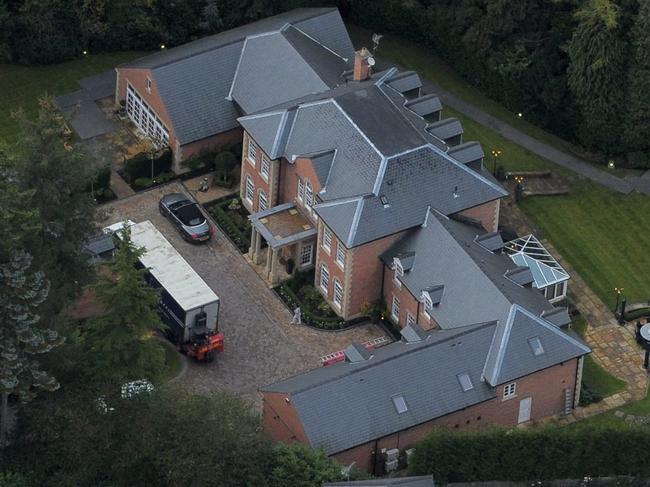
[101, 182, 386, 407]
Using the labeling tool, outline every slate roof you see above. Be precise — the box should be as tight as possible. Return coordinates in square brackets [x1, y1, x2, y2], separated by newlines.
[324, 476, 434, 487]
[263, 322, 498, 455]
[381, 210, 561, 328]
[405, 94, 442, 118]
[119, 8, 354, 144]
[426, 118, 463, 141]
[448, 141, 485, 165]
[264, 314, 589, 454]
[229, 26, 349, 114]
[482, 305, 590, 386]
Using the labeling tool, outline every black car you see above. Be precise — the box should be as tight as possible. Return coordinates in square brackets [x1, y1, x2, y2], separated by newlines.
[159, 193, 213, 242]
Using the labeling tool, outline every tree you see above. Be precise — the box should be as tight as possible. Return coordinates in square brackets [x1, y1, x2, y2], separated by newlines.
[14, 98, 99, 308]
[83, 226, 166, 386]
[566, 0, 627, 152]
[200, 0, 223, 33]
[0, 148, 62, 448]
[269, 443, 346, 487]
[623, 0, 650, 153]
[9, 387, 273, 486]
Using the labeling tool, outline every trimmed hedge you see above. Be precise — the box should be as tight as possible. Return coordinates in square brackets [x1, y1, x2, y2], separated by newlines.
[207, 199, 250, 253]
[276, 282, 346, 330]
[124, 149, 172, 182]
[409, 425, 650, 483]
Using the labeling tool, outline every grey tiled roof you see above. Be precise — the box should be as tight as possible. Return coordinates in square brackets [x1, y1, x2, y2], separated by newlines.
[385, 70, 422, 94]
[229, 27, 350, 115]
[448, 141, 485, 165]
[426, 118, 463, 141]
[264, 322, 498, 455]
[405, 94, 442, 118]
[264, 305, 589, 454]
[482, 305, 590, 386]
[324, 476, 435, 487]
[541, 307, 572, 327]
[381, 210, 558, 328]
[475, 231, 505, 252]
[120, 8, 353, 144]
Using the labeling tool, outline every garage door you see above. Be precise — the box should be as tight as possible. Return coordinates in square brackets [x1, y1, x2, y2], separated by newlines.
[126, 84, 170, 146]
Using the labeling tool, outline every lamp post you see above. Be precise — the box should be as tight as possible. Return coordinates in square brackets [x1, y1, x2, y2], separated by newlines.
[615, 287, 624, 313]
[491, 148, 502, 176]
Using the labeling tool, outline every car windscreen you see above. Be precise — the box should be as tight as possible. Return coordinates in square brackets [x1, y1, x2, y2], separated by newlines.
[174, 203, 205, 226]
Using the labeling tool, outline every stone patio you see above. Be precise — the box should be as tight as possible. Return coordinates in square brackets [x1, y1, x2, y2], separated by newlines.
[500, 195, 649, 424]
[183, 172, 238, 205]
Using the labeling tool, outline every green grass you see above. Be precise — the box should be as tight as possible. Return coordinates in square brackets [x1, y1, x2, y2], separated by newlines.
[0, 51, 146, 142]
[572, 316, 626, 399]
[347, 24, 602, 164]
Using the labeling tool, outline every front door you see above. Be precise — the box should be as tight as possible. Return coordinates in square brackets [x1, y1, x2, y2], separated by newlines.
[518, 397, 532, 424]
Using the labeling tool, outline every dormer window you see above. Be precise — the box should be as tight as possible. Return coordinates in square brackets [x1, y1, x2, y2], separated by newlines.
[423, 294, 433, 318]
[393, 258, 404, 278]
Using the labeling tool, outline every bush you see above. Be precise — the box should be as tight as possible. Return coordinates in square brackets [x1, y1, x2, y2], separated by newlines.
[134, 177, 153, 188]
[625, 152, 650, 169]
[124, 149, 172, 182]
[409, 425, 650, 483]
[214, 151, 238, 177]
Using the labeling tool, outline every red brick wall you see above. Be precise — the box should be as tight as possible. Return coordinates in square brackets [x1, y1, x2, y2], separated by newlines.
[262, 391, 310, 445]
[240, 132, 274, 213]
[278, 156, 322, 219]
[314, 221, 347, 316]
[116, 67, 177, 146]
[346, 233, 404, 319]
[456, 199, 501, 232]
[179, 127, 242, 162]
[332, 358, 579, 473]
[381, 266, 438, 330]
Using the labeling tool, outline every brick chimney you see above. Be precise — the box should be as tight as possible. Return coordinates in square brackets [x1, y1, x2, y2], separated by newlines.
[353, 47, 373, 81]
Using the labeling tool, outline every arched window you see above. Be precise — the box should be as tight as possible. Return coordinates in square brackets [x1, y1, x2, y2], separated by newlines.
[320, 263, 329, 293]
[258, 190, 268, 211]
[245, 175, 254, 204]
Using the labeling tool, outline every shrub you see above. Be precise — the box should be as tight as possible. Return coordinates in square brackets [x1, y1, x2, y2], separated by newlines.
[409, 425, 650, 483]
[134, 177, 152, 188]
[625, 152, 650, 169]
[214, 151, 238, 179]
[124, 149, 172, 182]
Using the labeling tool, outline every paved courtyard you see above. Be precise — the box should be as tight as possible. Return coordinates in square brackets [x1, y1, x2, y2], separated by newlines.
[101, 182, 386, 407]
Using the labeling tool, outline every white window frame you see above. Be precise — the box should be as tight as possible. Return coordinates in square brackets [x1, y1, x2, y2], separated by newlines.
[261, 154, 270, 181]
[245, 175, 254, 205]
[146, 76, 152, 94]
[335, 242, 346, 270]
[320, 263, 329, 293]
[545, 281, 567, 302]
[406, 311, 415, 327]
[391, 295, 400, 323]
[322, 227, 332, 254]
[126, 84, 169, 144]
[503, 382, 517, 400]
[393, 268, 402, 289]
[422, 294, 433, 319]
[333, 279, 343, 309]
[258, 190, 268, 211]
[305, 180, 314, 210]
[247, 138, 257, 166]
[297, 178, 305, 202]
[300, 243, 313, 267]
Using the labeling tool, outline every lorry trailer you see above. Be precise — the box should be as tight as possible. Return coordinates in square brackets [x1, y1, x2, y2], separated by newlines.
[123, 220, 224, 362]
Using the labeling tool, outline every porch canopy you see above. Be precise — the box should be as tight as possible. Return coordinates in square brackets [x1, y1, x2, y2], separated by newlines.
[248, 202, 317, 285]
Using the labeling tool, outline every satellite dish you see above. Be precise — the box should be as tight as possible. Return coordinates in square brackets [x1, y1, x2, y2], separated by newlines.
[367, 56, 376, 67]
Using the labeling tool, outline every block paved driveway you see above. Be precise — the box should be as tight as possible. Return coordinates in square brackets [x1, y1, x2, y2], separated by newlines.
[102, 182, 385, 407]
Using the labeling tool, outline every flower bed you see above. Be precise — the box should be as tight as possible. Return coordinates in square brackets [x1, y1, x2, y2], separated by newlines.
[206, 196, 251, 253]
[275, 270, 347, 330]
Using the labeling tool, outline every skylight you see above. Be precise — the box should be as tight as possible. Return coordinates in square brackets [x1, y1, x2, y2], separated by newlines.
[457, 372, 474, 392]
[380, 195, 389, 207]
[392, 395, 408, 414]
[528, 336, 545, 356]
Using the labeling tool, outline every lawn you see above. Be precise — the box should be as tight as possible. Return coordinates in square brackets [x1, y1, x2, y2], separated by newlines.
[0, 51, 146, 142]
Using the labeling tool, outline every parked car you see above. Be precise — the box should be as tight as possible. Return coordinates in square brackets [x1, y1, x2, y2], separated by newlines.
[159, 193, 213, 242]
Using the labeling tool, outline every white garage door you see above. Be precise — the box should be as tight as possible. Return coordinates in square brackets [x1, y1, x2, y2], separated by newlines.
[126, 84, 170, 145]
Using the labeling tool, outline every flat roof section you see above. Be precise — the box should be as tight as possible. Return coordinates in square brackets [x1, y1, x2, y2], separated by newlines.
[128, 220, 219, 311]
[249, 202, 317, 248]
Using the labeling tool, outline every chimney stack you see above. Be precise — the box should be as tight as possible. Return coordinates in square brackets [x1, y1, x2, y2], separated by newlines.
[353, 47, 373, 81]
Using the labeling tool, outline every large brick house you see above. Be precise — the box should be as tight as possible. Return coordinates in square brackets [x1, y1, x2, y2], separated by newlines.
[115, 8, 589, 474]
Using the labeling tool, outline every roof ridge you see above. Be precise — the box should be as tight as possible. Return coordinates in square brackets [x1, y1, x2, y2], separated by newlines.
[275, 321, 498, 396]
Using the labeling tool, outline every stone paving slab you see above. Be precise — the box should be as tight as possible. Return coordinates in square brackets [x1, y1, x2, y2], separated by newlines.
[100, 182, 385, 407]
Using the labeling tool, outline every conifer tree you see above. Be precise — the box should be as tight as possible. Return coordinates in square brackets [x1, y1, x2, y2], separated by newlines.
[84, 227, 166, 386]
